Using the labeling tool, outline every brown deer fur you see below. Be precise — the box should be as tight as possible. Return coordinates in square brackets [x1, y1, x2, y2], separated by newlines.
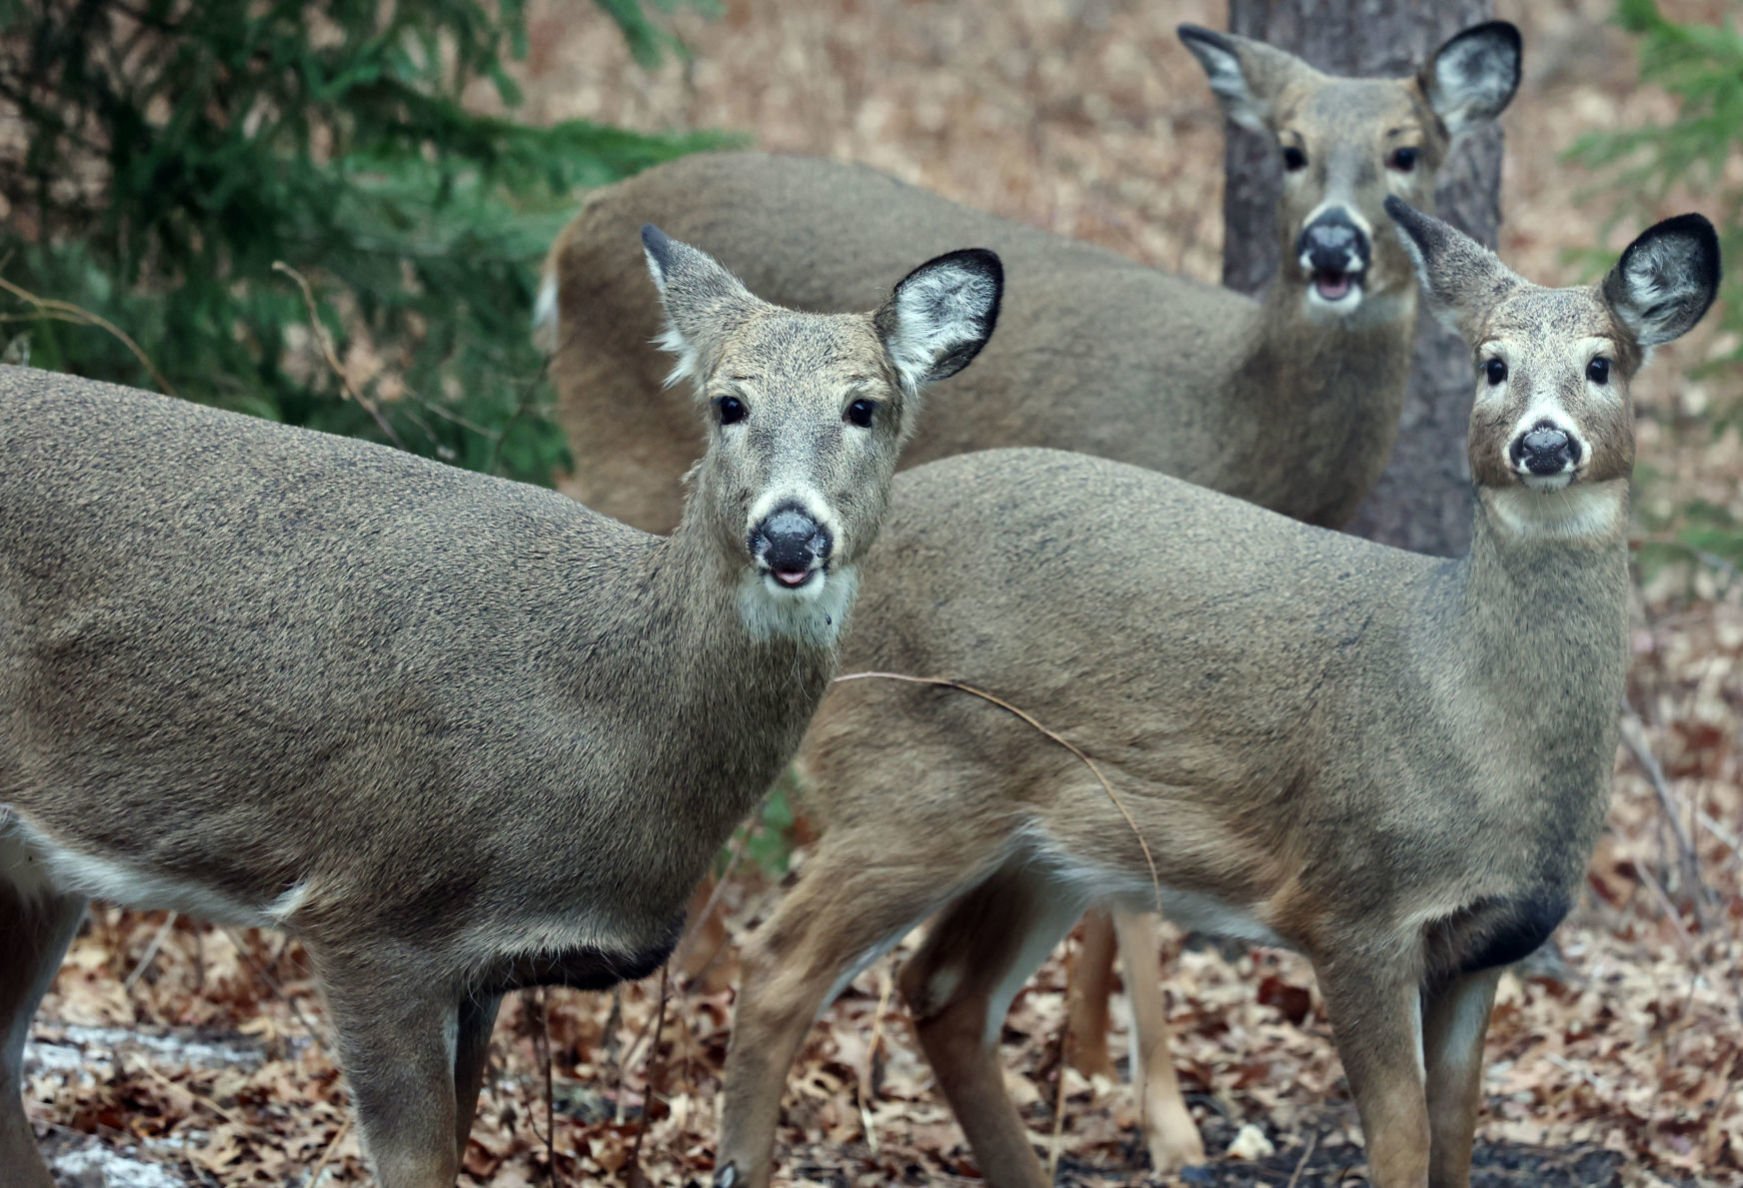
[711, 205, 1720, 1188]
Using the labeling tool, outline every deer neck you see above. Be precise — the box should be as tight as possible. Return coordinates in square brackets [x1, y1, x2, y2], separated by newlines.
[613, 485, 843, 841]
[1424, 481, 1632, 876]
[1220, 280, 1418, 525]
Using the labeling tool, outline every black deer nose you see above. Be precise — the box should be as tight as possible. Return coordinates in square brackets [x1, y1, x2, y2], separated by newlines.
[750, 505, 832, 580]
[1296, 210, 1372, 274]
[1510, 422, 1581, 476]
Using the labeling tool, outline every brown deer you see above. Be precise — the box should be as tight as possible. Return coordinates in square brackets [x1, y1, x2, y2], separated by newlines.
[711, 202, 1719, 1188]
[0, 229, 1003, 1188]
[537, 23, 1521, 538]
[539, 26, 1524, 1164]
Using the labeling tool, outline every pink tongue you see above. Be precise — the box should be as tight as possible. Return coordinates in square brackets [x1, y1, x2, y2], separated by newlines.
[1316, 272, 1352, 300]
[775, 569, 810, 588]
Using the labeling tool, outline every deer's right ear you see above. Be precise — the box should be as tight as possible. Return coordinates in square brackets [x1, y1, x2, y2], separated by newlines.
[1384, 197, 1520, 340]
[875, 248, 1003, 390]
[641, 224, 756, 389]
[1178, 25, 1307, 133]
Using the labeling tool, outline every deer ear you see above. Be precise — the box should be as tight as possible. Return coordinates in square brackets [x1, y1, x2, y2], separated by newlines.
[1384, 197, 1520, 340]
[1602, 213, 1721, 349]
[640, 224, 757, 388]
[1178, 25, 1314, 134]
[874, 248, 1003, 390]
[1421, 21, 1521, 138]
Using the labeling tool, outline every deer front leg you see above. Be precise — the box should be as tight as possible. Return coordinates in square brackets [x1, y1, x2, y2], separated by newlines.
[900, 867, 1083, 1188]
[0, 883, 86, 1188]
[1422, 969, 1500, 1188]
[317, 958, 462, 1188]
[1111, 908, 1204, 1174]
[1315, 958, 1432, 1188]
[452, 992, 502, 1165]
[716, 853, 968, 1188]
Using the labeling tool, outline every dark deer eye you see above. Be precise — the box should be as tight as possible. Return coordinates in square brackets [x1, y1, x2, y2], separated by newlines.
[1387, 146, 1419, 172]
[845, 398, 877, 429]
[714, 395, 747, 426]
[1281, 145, 1308, 172]
[1484, 358, 1508, 386]
[1586, 356, 1611, 385]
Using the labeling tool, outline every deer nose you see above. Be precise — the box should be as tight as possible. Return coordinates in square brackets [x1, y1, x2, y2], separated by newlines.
[1510, 422, 1581, 476]
[1296, 211, 1372, 275]
[750, 505, 832, 588]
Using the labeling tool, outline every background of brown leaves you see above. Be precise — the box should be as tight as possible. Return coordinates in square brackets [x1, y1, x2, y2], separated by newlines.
[25, 0, 1742, 1184]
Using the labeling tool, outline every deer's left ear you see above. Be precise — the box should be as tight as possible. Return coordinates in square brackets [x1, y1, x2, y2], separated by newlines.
[1602, 213, 1722, 349]
[874, 248, 1004, 390]
[1421, 21, 1522, 137]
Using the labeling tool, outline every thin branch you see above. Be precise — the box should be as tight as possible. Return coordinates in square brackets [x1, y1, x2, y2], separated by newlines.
[272, 261, 404, 449]
[1620, 709, 1712, 931]
[308, 1115, 352, 1188]
[1285, 1129, 1320, 1188]
[122, 912, 179, 993]
[626, 965, 671, 1188]
[832, 671, 1161, 914]
[0, 274, 177, 394]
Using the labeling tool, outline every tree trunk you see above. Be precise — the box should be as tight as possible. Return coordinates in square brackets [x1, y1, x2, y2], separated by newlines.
[1223, 0, 1503, 557]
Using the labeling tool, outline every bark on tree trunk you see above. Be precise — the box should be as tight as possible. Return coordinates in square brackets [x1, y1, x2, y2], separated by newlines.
[1223, 0, 1503, 557]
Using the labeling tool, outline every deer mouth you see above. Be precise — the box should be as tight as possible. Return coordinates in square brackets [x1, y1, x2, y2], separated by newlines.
[770, 566, 818, 590]
[1311, 269, 1359, 302]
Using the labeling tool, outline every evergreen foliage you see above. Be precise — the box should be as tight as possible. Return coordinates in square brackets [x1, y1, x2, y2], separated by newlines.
[0, 0, 727, 484]
[1567, 0, 1743, 579]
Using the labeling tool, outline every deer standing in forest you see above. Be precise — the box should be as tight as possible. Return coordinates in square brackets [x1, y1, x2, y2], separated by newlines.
[537, 20, 1524, 1170]
[0, 230, 1002, 1188]
[710, 203, 1720, 1188]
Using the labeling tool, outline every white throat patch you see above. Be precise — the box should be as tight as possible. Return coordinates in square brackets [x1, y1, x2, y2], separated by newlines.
[738, 564, 857, 647]
[1488, 484, 1626, 541]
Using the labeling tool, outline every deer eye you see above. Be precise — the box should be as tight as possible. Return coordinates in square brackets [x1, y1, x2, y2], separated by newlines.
[1586, 356, 1611, 385]
[1281, 145, 1308, 172]
[845, 398, 877, 429]
[1387, 146, 1419, 172]
[714, 395, 747, 426]
[1484, 358, 1508, 386]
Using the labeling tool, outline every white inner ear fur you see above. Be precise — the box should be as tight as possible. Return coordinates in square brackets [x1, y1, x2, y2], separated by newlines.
[885, 265, 996, 390]
[1614, 236, 1706, 347]
[1192, 44, 1270, 132]
[1427, 34, 1517, 137]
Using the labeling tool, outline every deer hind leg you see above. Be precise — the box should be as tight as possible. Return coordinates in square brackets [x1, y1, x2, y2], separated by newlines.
[451, 991, 502, 1165]
[1110, 907, 1204, 1174]
[1314, 956, 1432, 1188]
[1422, 969, 1499, 1188]
[0, 871, 86, 1188]
[315, 955, 463, 1188]
[899, 865, 1084, 1188]
[1064, 908, 1117, 1079]
[714, 839, 992, 1188]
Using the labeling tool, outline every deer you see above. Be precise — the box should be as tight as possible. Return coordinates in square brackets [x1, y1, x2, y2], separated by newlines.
[0, 227, 1003, 1188]
[537, 26, 1524, 1165]
[710, 201, 1720, 1188]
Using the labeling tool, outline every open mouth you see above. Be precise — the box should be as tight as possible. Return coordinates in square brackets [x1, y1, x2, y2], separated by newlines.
[769, 566, 818, 590]
[1311, 269, 1359, 302]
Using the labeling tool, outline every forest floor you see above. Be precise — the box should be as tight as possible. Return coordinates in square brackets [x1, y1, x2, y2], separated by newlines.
[24, 1, 1743, 1186]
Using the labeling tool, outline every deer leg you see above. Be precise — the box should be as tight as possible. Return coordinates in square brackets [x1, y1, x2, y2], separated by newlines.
[1422, 969, 1499, 1188]
[1111, 907, 1204, 1174]
[451, 991, 502, 1165]
[316, 958, 462, 1188]
[715, 845, 989, 1188]
[1064, 908, 1117, 1079]
[899, 866, 1083, 1188]
[1314, 958, 1432, 1188]
[0, 880, 85, 1188]
[672, 873, 734, 993]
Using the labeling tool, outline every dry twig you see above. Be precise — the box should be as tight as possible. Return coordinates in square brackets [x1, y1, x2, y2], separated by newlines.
[0, 274, 176, 393]
[272, 261, 404, 449]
